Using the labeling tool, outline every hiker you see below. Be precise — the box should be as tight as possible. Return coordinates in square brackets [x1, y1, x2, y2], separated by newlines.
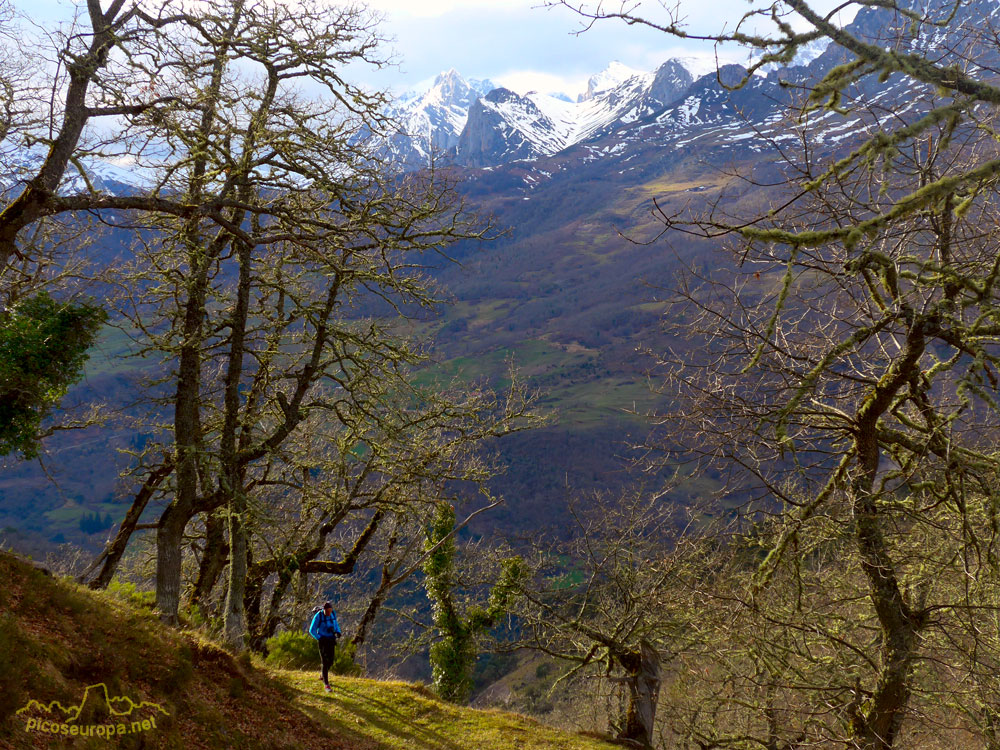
[308, 601, 342, 692]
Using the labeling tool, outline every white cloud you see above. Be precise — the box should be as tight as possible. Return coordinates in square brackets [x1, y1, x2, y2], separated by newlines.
[492, 70, 589, 99]
[18, 0, 864, 99]
[364, 0, 534, 19]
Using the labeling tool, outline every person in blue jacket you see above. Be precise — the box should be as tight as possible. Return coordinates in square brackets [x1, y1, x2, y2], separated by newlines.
[309, 600, 342, 692]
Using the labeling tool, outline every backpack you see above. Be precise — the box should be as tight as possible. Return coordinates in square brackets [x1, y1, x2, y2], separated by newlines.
[304, 606, 322, 635]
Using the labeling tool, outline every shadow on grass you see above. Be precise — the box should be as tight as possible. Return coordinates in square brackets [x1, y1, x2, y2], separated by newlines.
[286, 676, 464, 750]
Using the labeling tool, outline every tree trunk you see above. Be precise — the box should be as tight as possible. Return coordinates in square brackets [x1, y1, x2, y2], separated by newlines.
[155, 499, 191, 625]
[219, 424, 249, 651]
[223, 499, 248, 650]
[244, 557, 269, 650]
[248, 568, 296, 652]
[221, 232, 253, 651]
[617, 640, 661, 749]
[156, 0, 246, 626]
[79, 463, 172, 589]
[161, 311, 204, 624]
[218, 51, 278, 650]
[160, 238, 212, 624]
[352, 564, 394, 648]
[190, 511, 228, 609]
[850, 477, 919, 750]
[847, 319, 927, 750]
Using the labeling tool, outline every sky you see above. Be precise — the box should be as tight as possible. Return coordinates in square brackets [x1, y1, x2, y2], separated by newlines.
[353, 0, 744, 97]
[349, 0, 858, 98]
[15, 0, 858, 100]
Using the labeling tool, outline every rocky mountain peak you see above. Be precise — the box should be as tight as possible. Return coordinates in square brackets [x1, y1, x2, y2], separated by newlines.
[434, 68, 470, 98]
[647, 59, 694, 107]
[384, 69, 498, 167]
[484, 87, 530, 107]
[578, 61, 645, 102]
[424, 69, 495, 109]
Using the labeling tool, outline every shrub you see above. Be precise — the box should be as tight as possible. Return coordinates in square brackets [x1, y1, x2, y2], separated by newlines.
[182, 603, 221, 635]
[106, 580, 155, 608]
[264, 631, 361, 676]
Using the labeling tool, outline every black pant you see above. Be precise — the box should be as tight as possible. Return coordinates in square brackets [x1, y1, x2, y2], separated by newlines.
[318, 635, 337, 685]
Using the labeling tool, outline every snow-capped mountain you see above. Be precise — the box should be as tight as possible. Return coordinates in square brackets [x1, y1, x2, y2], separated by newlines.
[757, 38, 831, 73]
[577, 60, 647, 102]
[0, 146, 140, 197]
[11, 0, 997, 196]
[385, 69, 497, 168]
[377, 59, 698, 170]
[453, 60, 693, 167]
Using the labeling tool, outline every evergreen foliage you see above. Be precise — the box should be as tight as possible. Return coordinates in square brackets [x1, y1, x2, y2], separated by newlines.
[0, 293, 105, 458]
[423, 502, 526, 703]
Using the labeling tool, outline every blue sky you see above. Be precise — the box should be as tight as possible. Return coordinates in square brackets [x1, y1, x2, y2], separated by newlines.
[16, 0, 858, 99]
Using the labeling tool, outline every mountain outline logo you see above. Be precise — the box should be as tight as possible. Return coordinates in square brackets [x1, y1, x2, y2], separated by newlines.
[17, 682, 167, 722]
[16, 683, 167, 737]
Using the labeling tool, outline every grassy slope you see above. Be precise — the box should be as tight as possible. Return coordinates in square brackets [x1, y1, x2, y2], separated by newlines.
[0, 552, 619, 750]
[277, 670, 616, 750]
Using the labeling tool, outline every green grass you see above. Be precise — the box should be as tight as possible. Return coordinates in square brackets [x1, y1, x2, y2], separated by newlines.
[43, 499, 131, 529]
[274, 669, 619, 750]
[447, 299, 512, 327]
[82, 324, 152, 379]
[43, 502, 89, 524]
[542, 376, 656, 427]
[412, 338, 575, 400]
[416, 338, 567, 384]
[412, 337, 658, 428]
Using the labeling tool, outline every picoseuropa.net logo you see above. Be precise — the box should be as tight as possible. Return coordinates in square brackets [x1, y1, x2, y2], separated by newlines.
[16, 682, 168, 739]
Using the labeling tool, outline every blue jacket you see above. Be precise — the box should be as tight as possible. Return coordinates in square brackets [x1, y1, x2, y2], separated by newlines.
[309, 610, 341, 640]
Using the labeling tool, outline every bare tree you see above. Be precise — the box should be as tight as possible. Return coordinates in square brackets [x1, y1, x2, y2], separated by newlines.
[542, 1, 1000, 748]
[46, 0, 530, 652]
[0, 1, 186, 269]
[230, 377, 538, 652]
[514, 491, 688, 748]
